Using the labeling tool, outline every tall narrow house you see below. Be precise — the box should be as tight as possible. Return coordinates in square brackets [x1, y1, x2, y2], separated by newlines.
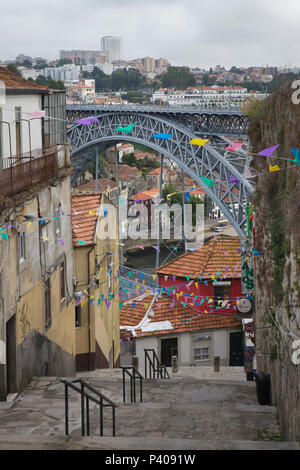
[0, 68, 76, 399]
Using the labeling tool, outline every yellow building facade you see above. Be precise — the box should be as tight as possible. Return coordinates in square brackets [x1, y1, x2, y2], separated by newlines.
[72, 193, 120, 371]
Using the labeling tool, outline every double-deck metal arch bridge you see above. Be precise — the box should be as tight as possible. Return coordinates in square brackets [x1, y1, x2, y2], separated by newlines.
[66, 105, 253, 237]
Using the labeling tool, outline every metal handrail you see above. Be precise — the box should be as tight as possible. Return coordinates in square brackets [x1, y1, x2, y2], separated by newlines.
[60, 378, 117, 437]
[144, 349, 170, 379]
[121, 366, 143, 403]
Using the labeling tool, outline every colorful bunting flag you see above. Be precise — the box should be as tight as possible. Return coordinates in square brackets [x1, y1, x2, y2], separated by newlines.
[225, 143, 243, 151]
[153, 133, 173, 139]
[201, 176, 215, 187]
[190, 138, 210, 146]
[257, 144, 279, 157]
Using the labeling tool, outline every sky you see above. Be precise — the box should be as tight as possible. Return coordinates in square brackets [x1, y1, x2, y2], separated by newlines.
[1, 0, 300, 68]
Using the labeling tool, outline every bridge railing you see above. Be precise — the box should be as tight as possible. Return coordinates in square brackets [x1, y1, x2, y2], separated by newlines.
[66, 104, 243, 114]
[119, 265, 154, 287]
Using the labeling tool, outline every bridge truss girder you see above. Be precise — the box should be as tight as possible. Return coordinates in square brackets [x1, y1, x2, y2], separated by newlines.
[67, 112, 254, 237]
[66, 106, 249, 137]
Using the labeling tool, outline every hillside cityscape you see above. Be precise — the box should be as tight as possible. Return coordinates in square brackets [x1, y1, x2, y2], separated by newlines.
[0, 4, 299, 457]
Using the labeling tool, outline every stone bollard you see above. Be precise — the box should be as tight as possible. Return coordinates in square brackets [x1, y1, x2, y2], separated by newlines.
[171, 355, 178, 373]
[213, 356, 220, 372]
[132, 355, 139, 372]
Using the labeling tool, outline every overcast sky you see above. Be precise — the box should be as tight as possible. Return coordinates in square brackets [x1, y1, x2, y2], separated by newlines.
[1, 0, 300, 68]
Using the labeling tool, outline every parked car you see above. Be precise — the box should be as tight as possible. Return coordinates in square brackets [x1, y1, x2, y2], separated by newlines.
[211, 226, 223, 232]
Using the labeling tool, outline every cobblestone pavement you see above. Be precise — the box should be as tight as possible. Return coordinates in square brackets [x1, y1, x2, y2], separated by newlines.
[0, 368, 298, 449]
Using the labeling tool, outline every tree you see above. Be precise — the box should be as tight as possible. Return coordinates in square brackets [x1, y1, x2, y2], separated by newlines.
[162, 183, 204, 225]
[7, 64, 22, 76]
[122, 153, 137, 166]
[202, 74, 216, 86]
[56, 58, 73, 67]
[160, 66, 196, 89]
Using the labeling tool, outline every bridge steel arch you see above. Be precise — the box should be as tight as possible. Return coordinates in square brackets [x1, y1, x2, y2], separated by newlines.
[67, 112, 254, 237]
[66, 104, 250, 138]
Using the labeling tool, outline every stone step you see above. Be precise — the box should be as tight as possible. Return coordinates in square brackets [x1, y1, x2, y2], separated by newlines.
[0, 434, 298, 450]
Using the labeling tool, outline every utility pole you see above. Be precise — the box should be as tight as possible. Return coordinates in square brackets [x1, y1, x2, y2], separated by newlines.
[181, 167, 187, 252]
[95, 146, 99, 192]
[155, 153, 163, 285]
[115, 145, 123, 265]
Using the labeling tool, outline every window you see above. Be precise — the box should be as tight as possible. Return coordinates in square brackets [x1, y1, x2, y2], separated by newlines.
[60, 261, 66, 302]
[54, 205, 61, 235]
[213, 284, 231, 307]
[193, 335, 211, 361]
[75, 304, 81, 328]
[194, 347, 209, 360]
[18, 232, 26, 262]
[45, 279, 51, 327]
[15, 106, 22, 156]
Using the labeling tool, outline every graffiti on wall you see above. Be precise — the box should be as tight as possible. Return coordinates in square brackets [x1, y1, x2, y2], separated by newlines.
[19, 303, 31, 340]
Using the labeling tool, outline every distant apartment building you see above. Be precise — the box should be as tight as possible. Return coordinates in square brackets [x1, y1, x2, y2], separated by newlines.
[44, 65, 81, 82]
[59, 50, 108, 65]
[151, 85, 268, 108]
[65, 82, 95, 103]
[101, 36, 122, 63]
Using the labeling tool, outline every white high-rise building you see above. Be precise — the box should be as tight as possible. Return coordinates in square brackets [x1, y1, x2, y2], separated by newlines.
[101, 36, 122, 63]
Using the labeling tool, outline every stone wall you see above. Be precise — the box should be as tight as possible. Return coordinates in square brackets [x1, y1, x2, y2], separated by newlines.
[248, 82, 300, 440]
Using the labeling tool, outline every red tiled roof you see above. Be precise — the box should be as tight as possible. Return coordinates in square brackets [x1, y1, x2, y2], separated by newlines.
[120, 293, 240, 338]
[0, 67, 48, 91]
[76, 178, 118, 193]
[108, 164, 141, 179]
[72, 193, 101, 246]
[155, 236, 241, 279]
[130, 188, 159, 201]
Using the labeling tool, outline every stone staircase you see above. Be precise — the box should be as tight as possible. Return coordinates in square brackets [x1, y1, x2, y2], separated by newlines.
[0, 368, 299, 450]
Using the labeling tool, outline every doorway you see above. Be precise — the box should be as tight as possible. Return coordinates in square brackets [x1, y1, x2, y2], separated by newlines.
[229, 331, 244, 366]
[161, 338, 178, 367]
[6, 315, 17, 394]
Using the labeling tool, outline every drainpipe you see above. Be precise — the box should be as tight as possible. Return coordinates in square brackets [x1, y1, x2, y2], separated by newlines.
[87, 245, 95, 371]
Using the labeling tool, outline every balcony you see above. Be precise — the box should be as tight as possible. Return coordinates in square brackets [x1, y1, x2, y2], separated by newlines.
[0, 145, 70, 198]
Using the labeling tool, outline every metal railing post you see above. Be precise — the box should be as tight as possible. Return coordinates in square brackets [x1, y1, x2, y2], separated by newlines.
[64, 383, 69, 436]
[145, 351, 147, 379]
[86, 396, 90, 436]
[140, 376, 143, 403]
[130, 375, 133, 403]
[122, 368, 126, 403]
[133, 368, 136, 403]
[100, 397, 103, 436]
[112, 406, 116, 437]
[81, 382, 85, 436]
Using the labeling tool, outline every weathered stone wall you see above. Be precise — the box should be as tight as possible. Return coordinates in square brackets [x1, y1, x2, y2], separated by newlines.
[248, 82, 300, 440]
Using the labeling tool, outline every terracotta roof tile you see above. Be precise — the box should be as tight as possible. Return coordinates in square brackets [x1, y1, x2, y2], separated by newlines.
[76, 178, 118, 193]
[130, 188, 159, 201]
[72, 193, 101, 246]
[120, 293, 240, 338]
[0, 67, 48, 91]
[155, 236, 241, 279]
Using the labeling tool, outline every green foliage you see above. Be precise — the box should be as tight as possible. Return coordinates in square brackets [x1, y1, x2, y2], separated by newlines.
[56, 58, 73, 67]
[270, 344, 278, 362]
[121, 90, 151, 104]
[6, 64, 22, 76]
[122, 153, 137, 166]
[160, 66, 196, 89]
[82, 67, 146, 92]
[162, 183, 204, 226]
[257, 427, 284, 441]
[202, 74, 216, 86]
[35, 75, 65, 90]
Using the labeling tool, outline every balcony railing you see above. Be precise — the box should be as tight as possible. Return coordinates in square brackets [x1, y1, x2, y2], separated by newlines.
[0, 147, 63, 198]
